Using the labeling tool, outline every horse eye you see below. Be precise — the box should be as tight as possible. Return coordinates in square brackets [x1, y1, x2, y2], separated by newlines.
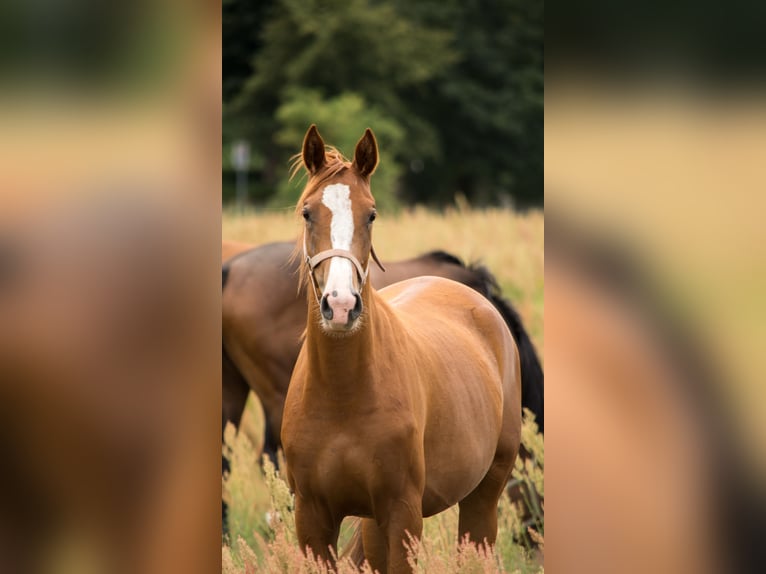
[368, 211, 377, 223]
[302, 208, 310, 222]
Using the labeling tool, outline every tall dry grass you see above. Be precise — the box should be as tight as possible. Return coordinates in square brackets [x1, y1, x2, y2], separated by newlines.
[222, 206, 544, 573]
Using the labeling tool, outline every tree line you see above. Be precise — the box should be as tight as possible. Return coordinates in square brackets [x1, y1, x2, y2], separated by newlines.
[223, 0, 543, 210]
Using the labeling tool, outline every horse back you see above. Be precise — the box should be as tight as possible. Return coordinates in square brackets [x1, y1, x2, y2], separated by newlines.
[380, 276, 518, 404]
[380, 275, 516, 368]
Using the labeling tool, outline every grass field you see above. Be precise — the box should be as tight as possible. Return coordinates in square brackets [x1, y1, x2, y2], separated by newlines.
[222, 205, 544, 573]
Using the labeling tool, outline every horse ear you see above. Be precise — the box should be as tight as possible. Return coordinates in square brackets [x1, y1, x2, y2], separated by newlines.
[352, 128, 379, 178]
[302, 124, 326, 175]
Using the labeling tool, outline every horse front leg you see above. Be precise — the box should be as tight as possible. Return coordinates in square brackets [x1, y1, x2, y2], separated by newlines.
[382, 494, 423, 574]
[294, 495, 339, 567]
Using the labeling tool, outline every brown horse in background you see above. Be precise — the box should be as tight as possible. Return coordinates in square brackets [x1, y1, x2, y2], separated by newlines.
[280, 125, 521, 573]
[222, 239, 252, 262]
[222, 241, 543, 465]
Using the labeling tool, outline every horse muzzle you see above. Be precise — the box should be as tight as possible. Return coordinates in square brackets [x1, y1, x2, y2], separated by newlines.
[320, 290, 362, 328]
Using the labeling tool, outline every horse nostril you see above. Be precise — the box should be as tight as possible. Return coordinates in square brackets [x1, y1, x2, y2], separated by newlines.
[320, 295, 333, 320]
[350, 293, 363, 320]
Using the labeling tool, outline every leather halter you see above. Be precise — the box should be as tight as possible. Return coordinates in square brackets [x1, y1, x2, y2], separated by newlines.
[302, 232, 386, 304]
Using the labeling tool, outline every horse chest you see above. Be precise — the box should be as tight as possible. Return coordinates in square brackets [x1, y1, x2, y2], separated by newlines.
[288, 412, 421, 514]
[313, 438, 372, 499]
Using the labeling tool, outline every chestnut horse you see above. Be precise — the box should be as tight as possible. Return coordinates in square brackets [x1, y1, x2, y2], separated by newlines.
[222, 242, 543, 463]
[281, 125, 521, 573]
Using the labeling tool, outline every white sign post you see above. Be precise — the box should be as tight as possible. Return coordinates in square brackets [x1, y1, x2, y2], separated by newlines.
[231, 140, 251, 211]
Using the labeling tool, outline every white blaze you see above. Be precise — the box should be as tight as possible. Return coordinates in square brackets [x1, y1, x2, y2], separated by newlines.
[322, 183, 354, 250]
[321, 184, 355, 295]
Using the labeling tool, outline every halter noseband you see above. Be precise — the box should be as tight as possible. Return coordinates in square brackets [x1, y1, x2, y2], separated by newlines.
[302, 232, 386, 304]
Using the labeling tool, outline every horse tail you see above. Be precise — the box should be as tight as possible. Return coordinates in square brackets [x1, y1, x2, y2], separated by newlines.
[488, 287, 544, 433]
[340, 518, 366, 567]
[464, 261, 544, 434]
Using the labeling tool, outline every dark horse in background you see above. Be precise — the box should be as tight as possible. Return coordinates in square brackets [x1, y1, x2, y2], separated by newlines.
[222, 241, 543, 465]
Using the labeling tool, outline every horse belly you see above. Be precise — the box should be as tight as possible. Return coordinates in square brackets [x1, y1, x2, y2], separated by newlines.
[421, 417, 502, 516]
[420, 355, 505, 515]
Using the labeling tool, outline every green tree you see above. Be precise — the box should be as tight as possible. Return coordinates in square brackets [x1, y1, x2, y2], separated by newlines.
[395, 0, 544, 207]
[223, 0, 543, 208]
[222, 0, 274, 105]
[228, 0, 455, 201]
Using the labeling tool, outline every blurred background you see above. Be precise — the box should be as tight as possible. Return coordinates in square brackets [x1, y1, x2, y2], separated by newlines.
[546, 1, 766, 572]
[222, 0, 543, 211]
[0, 0, 220, 206]
[4, 0, 766, 572]
[0, 1, 220, 573]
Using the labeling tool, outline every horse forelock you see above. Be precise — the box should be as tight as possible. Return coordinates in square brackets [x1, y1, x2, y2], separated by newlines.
[291, 147, 351, 211]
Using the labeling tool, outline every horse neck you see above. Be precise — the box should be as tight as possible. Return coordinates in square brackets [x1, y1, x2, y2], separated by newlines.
[303, 283, 391, 391]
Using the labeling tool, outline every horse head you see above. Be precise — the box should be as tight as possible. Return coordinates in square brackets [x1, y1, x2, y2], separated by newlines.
[297, 124, 384, 333]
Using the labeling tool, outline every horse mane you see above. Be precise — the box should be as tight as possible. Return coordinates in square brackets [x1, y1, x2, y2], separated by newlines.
[290, 147, 353, 292]
[290, 147, 351, 211]
[421, 250, 545, 433]
[421, 250, 464, 267]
